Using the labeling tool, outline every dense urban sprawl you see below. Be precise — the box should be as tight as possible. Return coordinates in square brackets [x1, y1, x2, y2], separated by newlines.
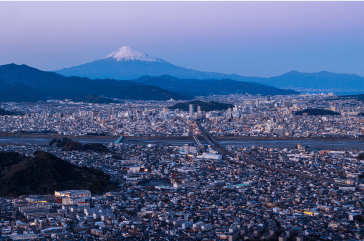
[1, 94, 364, 138]
[1, 94, 364, 240]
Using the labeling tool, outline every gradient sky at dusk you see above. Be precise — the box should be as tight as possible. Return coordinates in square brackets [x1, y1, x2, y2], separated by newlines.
[1, 1, 364, 77]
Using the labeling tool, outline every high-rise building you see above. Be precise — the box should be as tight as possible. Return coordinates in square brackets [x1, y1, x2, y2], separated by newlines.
[197, 106, 201, 113]
[79, 111, 87, 117]
[227, 108, 232, 119]
[107, 107, 114, 116]
[90, 111, 99, 119]
[189, 104, 194, 117]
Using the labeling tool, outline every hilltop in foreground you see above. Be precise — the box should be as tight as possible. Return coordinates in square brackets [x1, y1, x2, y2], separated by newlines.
[0, 108, 20, 116]
[0, 151, 117, 197]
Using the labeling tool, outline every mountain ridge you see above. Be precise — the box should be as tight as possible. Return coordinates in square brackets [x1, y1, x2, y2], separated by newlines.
[0, 64, 298, 103]
[55, 46, 364, 92]
[55, 46, 258, 81]
[0, 64, 192, 102]
[132, 75, 298, 96]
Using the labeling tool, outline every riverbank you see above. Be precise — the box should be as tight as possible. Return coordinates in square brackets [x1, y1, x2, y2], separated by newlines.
[0, 133, 363, 150]
[0, 132, 360, 141]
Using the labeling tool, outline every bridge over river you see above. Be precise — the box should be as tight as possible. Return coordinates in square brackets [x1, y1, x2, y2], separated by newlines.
[195, 119, 341, 185]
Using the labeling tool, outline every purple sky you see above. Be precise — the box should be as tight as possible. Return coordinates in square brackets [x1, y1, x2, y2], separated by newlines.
[1, 1, 364, 77]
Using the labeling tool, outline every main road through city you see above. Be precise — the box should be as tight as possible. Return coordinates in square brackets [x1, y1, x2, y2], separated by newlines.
[195, 119, 339, 184]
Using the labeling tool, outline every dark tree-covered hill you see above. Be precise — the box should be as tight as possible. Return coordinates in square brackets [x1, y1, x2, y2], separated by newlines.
[0, 151, 118, 197]
[49, 138, 110, 153]
[294, 109, 341, 116]
[0, 108, 20, 116]
[169, 100, 234, 112]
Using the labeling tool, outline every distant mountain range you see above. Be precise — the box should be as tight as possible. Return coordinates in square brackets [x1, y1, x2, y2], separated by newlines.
[56, 46, 244, 80]
[133, 75, 297, 96]
[55, 46, 364, 93]
[70, 95, 120, 104]
[254, 71, 364, 93]
[0, 64, 297, 102]
[0, 64, 191, 102]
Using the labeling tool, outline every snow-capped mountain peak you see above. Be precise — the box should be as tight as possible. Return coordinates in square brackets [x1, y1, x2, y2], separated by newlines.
[105, 46, 158, 62]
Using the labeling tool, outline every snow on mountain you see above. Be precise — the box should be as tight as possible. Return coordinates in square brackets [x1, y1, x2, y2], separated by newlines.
[55, 46, 242, 80]
[105, 46, 159, 62]
[53, 46, 364, 92]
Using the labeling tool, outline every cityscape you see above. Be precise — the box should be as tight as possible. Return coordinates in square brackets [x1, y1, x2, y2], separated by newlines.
[2, 1, 364, 241]
[1, 94, 364, 139]
[2, 93, 364, 240]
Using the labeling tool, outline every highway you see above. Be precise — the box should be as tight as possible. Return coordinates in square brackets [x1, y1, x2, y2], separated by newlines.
[195, 119, 337, 184]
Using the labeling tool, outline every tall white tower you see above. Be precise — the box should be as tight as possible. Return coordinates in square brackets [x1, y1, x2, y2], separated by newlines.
[189, 104, 194, 117]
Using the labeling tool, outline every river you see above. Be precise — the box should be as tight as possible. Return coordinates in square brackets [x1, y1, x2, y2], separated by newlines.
[0, 136, 363, 150]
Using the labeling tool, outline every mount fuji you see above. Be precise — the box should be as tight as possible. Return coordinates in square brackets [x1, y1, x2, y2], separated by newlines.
[55, 46, 364, 94]
[55, 46, 245, 80]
